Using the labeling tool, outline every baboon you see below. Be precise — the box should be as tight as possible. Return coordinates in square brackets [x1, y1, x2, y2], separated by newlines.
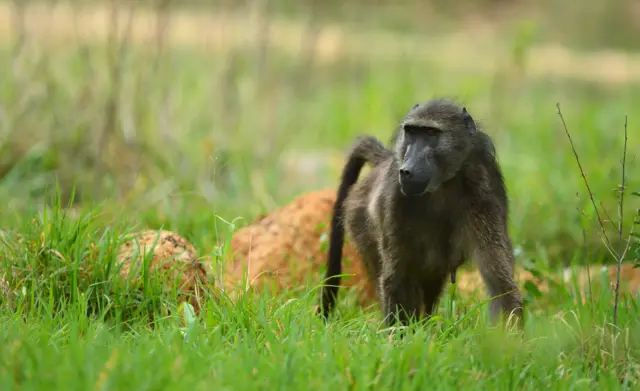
[319, 99, 523, 327]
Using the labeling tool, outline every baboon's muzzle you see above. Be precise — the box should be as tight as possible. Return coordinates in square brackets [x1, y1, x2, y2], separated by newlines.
[398, 167, 430, 196]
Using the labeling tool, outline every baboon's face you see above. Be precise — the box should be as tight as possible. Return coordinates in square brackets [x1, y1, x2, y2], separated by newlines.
[395, 101, 476, 196]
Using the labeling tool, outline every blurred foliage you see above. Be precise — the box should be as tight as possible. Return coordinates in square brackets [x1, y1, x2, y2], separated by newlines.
[0, 0, 638, 265]
[223, 0, 640, 50]
[60, 0, 640, 50]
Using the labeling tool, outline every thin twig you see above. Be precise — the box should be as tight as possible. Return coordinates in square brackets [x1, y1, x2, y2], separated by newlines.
[582, 225, 594, 315]
[619, 213, 637, 261]
[613, 115, 628, 326]
[556, 103, 613, 252]
[599, 201, 618, 231]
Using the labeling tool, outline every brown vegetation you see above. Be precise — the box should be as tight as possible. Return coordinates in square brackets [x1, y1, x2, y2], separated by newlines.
[116, 229, 214, 313]
[0, 273, 10, 307]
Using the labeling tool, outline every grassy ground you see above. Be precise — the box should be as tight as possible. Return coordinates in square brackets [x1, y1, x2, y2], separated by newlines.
[0, 2, 639, 389]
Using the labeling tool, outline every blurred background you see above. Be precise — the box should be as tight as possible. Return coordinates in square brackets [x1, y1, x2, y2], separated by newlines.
[0, 0, 638, 267]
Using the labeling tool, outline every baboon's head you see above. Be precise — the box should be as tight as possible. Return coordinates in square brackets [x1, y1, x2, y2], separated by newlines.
[394, 99, 477, 196]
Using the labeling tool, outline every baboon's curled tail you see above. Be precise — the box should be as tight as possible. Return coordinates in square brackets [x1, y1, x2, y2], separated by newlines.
[319, 136, 391, 319]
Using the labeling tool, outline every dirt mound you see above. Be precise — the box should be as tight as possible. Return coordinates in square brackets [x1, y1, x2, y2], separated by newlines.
[605, 263, 640, 294]
[561, 263, 640, 301]
[457, 262, 640, 304]
[226, 189, 377, 306]
[116, 229, 214, 313]
[456, 269, 537, 295]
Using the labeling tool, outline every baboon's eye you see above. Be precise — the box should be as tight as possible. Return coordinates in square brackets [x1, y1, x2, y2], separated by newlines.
[403, 125, 418, 135]
[423, 127, 438, 136]
[403, 125, 439, 136]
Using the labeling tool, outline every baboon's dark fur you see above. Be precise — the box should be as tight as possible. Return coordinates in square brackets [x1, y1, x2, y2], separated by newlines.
[319, 99, 523, 327]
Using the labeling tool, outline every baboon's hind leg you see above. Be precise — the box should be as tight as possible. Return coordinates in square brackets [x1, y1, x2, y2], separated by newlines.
[346, 203, 383, 296]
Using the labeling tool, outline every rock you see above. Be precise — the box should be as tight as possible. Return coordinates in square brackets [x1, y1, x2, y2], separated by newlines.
[116, 229, 214, 313]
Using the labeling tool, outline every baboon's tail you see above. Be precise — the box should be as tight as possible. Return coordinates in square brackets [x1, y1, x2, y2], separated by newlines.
[319, 136, 391, 319]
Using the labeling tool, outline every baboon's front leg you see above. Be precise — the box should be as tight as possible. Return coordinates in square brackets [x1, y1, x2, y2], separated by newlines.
[421, 273, 448, 318]
[377, 240, 422, 327]
[379, 272, 423, 327]
[471, 228, 524, 327]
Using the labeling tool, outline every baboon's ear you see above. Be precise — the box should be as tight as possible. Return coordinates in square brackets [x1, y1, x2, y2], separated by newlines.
[462, 107, 477, 133]
[406, 103, 420, 115]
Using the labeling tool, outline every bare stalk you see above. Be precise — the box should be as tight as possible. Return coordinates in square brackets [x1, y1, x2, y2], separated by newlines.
[556, 103, 614, 253]
[154, 0, 174, 145]
[557, 103, 632, 327]
[580, 219, 594, 314]
[95, 0, 134, 195]
[72, 0, 95, 77]
[10, 0, 27, 79]
[153, 0, 171, 75]
[295, 0, 320, 92]
[613, 115, 628, 326]
[252, 0, 270, 93]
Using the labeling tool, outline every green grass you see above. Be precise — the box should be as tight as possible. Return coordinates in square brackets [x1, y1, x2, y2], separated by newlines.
[0, 201, 639, 389]
[1, 3, 640, 389]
